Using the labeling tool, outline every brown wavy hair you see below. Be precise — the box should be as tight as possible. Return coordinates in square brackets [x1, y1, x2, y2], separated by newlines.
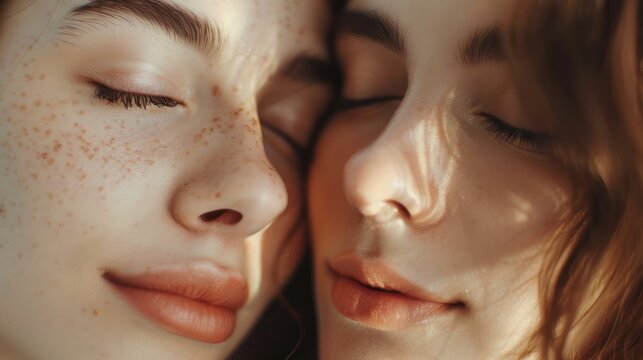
[504, 0, 642, 358]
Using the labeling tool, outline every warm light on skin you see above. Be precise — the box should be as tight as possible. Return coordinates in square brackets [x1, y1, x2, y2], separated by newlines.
[309, 0, 571, 359]
[0, 0, 332, 359]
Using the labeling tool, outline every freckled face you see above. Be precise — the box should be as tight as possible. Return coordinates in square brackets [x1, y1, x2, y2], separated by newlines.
[0, 0, 332, 359]
[309, 0, 571, 359]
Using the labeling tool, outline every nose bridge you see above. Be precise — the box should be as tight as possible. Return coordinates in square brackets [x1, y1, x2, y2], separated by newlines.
[344, 104, 449, 226]
[171, 105, 288, 239]
[398, 110, 450, 225]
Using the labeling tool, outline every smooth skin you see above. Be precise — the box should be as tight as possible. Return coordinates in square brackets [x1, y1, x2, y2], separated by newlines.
[0, 0, 332, 359]
[310, 0, 571, 359]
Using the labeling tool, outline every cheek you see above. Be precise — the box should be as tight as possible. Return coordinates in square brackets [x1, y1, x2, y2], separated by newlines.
[312, 110, 391, 182]
[487, 162, 567, 233]
[1, 67, 87, 234]
[263, 134, 304, 245]
[309, 115, 378, 248]
[0, 58, 178, 257]
[440, 110, 571, 252]
[1, 84, 126, 207]
[451, 148, 571, 264]
[310, 122, 351, 204]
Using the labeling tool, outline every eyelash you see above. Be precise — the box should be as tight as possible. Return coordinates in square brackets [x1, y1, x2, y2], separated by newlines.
[262, 122, 305, 155]
[474, 112, 549, 152]
[93, 83, 180, 110]
[337, 97, 549, 152]
[337, 96, 401, 111]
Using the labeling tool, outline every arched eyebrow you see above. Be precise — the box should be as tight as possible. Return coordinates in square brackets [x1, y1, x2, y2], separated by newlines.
[459, 27, 504, 66]
[336, 8, 504, 68]
[58, 0, 223, 57]
[336, 9, 407, 54]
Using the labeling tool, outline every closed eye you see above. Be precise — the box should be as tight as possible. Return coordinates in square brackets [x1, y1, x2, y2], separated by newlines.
[93, 83, 181, 110]
[337, 96, 401, 111]
[474, 111, 550, 152]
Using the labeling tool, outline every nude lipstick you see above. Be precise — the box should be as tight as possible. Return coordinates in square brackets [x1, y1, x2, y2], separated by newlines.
[104, 262, 248, 343]
[330, 254, 460, 331]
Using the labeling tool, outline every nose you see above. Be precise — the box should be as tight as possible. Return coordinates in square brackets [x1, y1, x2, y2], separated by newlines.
[344, 125, 447, 226]
[171, 139, 288, 240]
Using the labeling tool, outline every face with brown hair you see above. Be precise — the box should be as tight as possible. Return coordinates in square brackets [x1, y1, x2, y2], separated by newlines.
[0, 0, 333, 359]
[309, 0, 574, 358]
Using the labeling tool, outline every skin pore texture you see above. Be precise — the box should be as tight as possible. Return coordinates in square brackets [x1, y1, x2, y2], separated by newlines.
[0, 0, 332, 359]
[309, 0, 572, 359]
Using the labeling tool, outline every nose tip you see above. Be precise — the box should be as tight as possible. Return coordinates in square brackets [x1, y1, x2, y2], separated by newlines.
[344, 143, 446, 226]
[171, 159, 288, 239]
[233, 184, 288, 235]
[344, 147, 414, 221]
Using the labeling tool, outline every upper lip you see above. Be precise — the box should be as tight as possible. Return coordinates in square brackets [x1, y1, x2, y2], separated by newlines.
[330, 253, 455, 304]
[103, 261, 248, 309]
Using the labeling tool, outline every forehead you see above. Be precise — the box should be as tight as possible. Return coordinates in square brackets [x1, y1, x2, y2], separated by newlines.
[346, 0, 512, 57]
[46, 0, 330, 62]
[185, 0, 330, 55]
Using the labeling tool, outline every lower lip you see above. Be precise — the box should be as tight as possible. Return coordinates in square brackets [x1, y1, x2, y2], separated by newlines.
[109, 282, 237, 343]
[332, 276, 452, 331]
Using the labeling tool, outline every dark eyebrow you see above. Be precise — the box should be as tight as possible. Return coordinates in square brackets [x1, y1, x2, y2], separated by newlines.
[336, 9, 406, 54]
[281, 55, 338, 86]
[58, 0, 223, 57]
[459, 27, 504, 66]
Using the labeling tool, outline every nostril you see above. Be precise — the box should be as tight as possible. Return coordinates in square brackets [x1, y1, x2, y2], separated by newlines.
[387, 200, 411, 219]
[200, 209, 243, 225]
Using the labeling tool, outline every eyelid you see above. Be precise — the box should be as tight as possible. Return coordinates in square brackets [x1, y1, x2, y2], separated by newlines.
[262, 123, 305, 155]
[80, 74, 183, 100]
[338, 96, 401, 111]
[93, 82, 182, 109]
[473, 111, 551, 152]
[77, 61, 189, 101]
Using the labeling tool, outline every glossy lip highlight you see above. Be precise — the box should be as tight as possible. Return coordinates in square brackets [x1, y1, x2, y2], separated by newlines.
[103, 261, 248, 343]
[329, 253, 462, 331]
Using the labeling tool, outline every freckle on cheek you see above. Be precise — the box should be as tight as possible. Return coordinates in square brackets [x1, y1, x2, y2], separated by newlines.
[232, 108, 244, 117]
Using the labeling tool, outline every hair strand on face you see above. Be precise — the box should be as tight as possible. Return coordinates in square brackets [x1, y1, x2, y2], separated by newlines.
[504, 0, 643, 358]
